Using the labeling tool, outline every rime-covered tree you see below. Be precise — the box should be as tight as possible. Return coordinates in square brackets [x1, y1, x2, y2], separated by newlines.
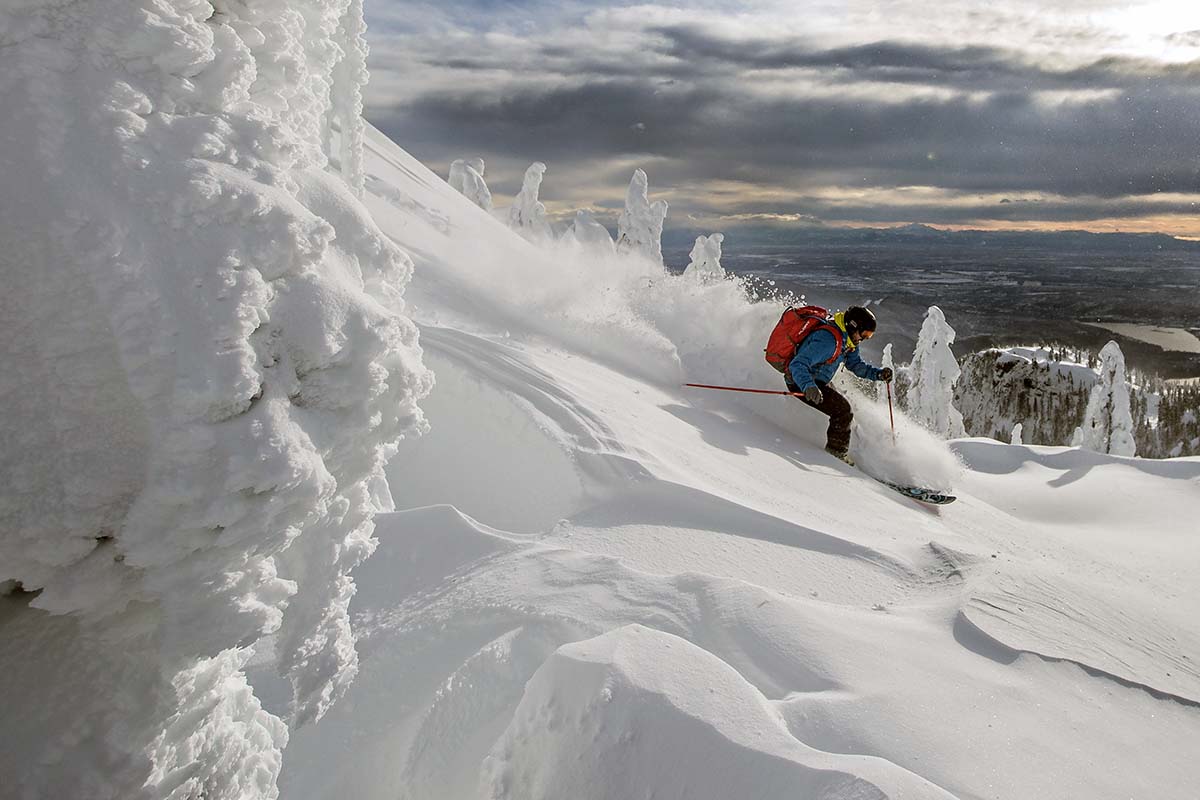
[616, 169, 668, 266]
[905, 306, 965, 438]
[1072, 341, 1136, 456]
[682, 233, 725, 281]
[508, 162, 552, 239]
[448, 157, 492, 210]
[568, 210, 615, 254]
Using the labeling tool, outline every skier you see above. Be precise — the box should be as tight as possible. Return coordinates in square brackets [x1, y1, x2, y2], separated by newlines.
[784, 306, 893, 465]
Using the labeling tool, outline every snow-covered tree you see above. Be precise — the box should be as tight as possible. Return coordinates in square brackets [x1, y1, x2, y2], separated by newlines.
[905, 306, 966, 438]
[0, 3, 431, 796]
[616, 169, 668, 266]
[1072, 341, 1137, 457]
[682, 233, 725, 281]
[878, 342, 895, 408]
[449, 157, 493, 210]
[508, 161, 552, 239]
[569, 210, 615, 254]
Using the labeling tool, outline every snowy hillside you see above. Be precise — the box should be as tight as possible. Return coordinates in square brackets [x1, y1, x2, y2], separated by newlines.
[261, 127, 1200, 800]
[957, 346, 1200, 456]
[2, 6, 1199, 798]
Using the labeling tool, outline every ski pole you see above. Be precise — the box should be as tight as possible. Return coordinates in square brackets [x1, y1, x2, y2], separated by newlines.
[684, 383, 804, 398]
[886, 380, 896, 445]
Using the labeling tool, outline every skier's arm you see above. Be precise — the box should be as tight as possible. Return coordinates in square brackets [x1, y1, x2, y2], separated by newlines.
[788, 330, 837, 390]
[844, 346, 885, 381]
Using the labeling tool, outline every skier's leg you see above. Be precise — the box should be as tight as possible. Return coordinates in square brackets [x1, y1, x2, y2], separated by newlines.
[816, 383, 853, 456]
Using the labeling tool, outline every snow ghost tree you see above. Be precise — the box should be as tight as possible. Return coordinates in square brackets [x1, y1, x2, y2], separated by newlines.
[1011, 423, 1024, 445]
[569, 210, 616, 254]
[683, 233, 725, 281]
[0, 2, 431, 798]
[879, 342, 895, 407]
[1072, 341, 1137, 457]
[906, 306, 966, 438]
[616, 169, 669, 266]
[449, 157, 493, 210]
[508, 161, 552, 239]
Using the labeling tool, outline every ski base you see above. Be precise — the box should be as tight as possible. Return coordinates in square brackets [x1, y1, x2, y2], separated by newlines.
[874, 478, 957, 505]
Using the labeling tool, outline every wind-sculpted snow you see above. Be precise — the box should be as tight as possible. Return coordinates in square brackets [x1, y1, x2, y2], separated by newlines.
[0, 2, 429, 797]
[484, 625, 955, 800]
[960, 570, 1200, 705]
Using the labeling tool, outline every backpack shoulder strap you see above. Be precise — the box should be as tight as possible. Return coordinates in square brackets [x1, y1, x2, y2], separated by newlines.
[815, 324, 844, 365]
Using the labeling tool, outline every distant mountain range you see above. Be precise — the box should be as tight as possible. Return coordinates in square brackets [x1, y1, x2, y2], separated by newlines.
[662, 222, 1200, 252]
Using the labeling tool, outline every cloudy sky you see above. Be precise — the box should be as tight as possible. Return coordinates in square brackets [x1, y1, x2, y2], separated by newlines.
[363, 0, 1200, 237]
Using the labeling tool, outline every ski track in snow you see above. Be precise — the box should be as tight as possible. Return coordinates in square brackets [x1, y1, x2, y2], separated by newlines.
[257, 125, 1200, 800]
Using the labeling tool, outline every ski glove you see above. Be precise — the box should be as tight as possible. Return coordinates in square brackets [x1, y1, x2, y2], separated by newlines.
[804, 386, 824, 405]
[879, 367, 894, 382]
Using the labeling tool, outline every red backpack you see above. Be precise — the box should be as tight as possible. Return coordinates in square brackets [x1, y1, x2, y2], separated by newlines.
[764, 305, 844, 373]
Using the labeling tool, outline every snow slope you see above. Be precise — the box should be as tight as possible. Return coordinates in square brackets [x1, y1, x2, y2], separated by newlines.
[258, 126, 1200, 800]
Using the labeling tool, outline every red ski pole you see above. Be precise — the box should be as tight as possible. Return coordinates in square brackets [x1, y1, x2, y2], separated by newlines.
[886, 380, 896, 445]
[684, 383, 804, 397]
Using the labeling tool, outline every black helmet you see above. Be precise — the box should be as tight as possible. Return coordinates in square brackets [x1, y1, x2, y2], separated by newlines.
[844, 306, 877, 335]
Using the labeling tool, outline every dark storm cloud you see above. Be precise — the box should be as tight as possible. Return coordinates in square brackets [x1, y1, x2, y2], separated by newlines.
[651, 25, 1200, 90]
[365, 8, 1200, 231]
[382, 76, 1200, 197]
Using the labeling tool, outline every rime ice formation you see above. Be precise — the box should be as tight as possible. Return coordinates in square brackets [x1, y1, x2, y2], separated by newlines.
[448, 157, 493, 210]
[1011, 423, 1024, 444]
[1073, 341, 1137, 457]
[879, 342, 896, 408]
[906, 306, 966, 438]
[568, 210, 616, 254]
[615, 169, 669, 266]
[683, 233, 725, 280]
[331, 0, 369, 197]
[508, 161, 552, 239]
[0, 2, 430, 798]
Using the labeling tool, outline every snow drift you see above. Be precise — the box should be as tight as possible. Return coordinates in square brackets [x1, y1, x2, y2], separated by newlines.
[484, 625, 955, 800]
[0, 2, 429, 797]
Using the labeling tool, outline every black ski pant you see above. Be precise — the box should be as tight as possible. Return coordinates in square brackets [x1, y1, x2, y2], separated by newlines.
[785, 375, 853, 454]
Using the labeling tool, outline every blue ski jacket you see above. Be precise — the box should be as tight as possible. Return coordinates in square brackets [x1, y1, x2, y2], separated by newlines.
[788, 320, 885, 391]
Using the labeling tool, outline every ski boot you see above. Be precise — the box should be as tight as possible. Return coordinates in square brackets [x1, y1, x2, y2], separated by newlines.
[825, 446, 855, 467]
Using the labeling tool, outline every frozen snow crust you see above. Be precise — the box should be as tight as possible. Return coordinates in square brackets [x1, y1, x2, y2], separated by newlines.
[0, 2, 428, 798]
[264, 126, 1200, 800]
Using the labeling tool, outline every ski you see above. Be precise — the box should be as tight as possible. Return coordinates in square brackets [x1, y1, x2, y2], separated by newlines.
[872, 477, 957, 505]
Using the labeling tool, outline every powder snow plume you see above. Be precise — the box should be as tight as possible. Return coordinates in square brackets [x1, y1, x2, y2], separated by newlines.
[0, 2, 430, 798]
